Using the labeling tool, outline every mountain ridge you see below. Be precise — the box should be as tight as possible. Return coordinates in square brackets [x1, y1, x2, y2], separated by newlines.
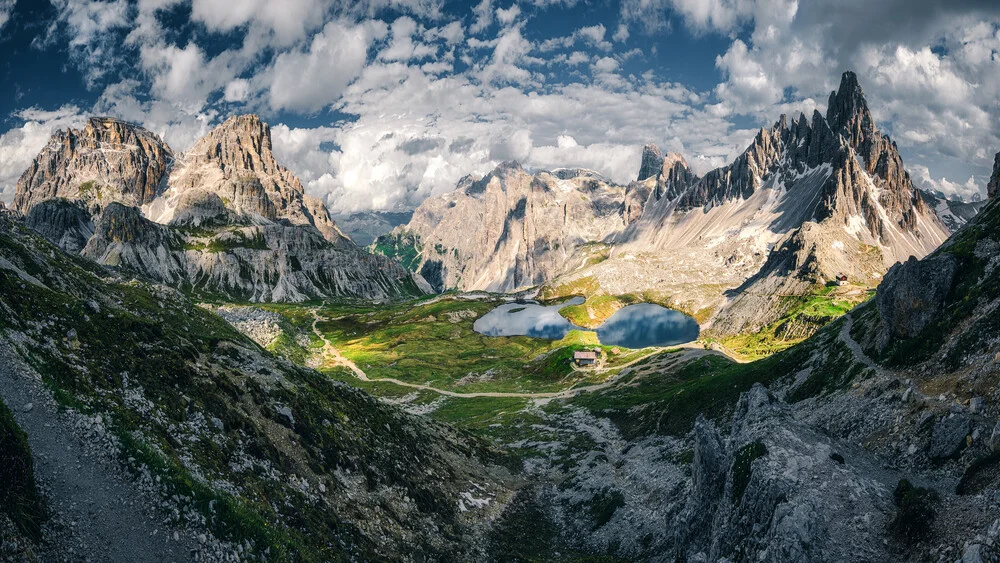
[12, 114, 423, 302]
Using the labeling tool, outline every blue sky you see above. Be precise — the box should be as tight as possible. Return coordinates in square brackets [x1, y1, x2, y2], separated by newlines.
[0, 0, 998, 212]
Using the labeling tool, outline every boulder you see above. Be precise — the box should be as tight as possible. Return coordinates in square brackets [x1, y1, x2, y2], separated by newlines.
[929, 414, 970, 460]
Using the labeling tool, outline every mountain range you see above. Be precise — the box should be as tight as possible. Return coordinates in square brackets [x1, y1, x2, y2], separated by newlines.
[375, 72, 965, 339]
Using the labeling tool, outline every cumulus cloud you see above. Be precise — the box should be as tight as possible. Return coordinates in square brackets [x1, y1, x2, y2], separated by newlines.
[0, 0, 15, 36]
[910, 164, 984, 201]
[268, 20, 386, 113]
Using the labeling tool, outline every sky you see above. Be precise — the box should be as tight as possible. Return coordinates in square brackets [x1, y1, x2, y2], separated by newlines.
[0, 0, 998, 213]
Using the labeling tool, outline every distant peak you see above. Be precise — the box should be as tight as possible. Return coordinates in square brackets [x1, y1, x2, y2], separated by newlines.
[637, 143, 663, 181]
[493, 160, 523, 173]
[826, 70, 872, 133]
[204, 114, 272, 152]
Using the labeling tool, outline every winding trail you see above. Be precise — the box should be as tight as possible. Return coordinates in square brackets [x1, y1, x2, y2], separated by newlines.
[839, 314, 885, 374]
[309, 309, 717, 400]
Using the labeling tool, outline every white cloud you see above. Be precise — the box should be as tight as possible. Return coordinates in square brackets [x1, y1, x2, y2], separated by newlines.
[496, 5, 521, 26]
[223, 79, 252, 102]
[0, 0, 15, 36]
[470, 0, 493, 34]
[379, 16, 437, 61]
[190, 0, 327, 46]
[268, 20, 386, 113]
[910, 164, 984, 201]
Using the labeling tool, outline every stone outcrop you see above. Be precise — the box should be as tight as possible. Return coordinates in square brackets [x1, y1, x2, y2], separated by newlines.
[987, 152, 1000, 200]
[636, 144, 663, 181]
[82, 204, 418, 302]
[876, 254, 957, 344]
[159, 114, 343, 242]
[376, 162, 628, 292]
[13, 117, 172, 214]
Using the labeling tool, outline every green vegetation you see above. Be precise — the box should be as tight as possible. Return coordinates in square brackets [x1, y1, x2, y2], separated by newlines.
[205, 230, 269, 252]
[877, 200, 1000, 367]
[0, 399, 45, 542]
[731, 441, 768, 503]
[297, 297, 652, 395]
[372, 230, 423, 271]
[890, 479, 939, 542]
[722, 285, 872, 361]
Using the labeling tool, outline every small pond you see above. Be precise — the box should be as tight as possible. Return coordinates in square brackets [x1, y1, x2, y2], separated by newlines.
[473, 298, 700, 348]
[595, 304, 700, 348]
[473, 297, 585, 340]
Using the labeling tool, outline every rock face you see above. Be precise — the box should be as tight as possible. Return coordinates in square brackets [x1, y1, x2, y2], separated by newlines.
[569, 71, 950, 334]
[24, 199, 94, 254]
[376, 163, 628, 292]
[380, 72, 950, 335]
[636, 144, 663, 181]
[153, 115, 344, 243]
[333, 211, 413, 247]
[929, 413, 970, 460]
[15, 115, 423, 302]
[876, 254, 957, 344]
[988, 152, 1000, 200]
[13, 117, 172, 214]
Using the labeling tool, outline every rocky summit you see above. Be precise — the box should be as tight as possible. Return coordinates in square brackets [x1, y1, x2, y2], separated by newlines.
[12, 114, 423, 302]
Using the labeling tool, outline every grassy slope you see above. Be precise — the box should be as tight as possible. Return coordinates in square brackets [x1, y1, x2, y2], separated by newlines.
[0, 217, 506, 561]
[719, 284, 873, 360]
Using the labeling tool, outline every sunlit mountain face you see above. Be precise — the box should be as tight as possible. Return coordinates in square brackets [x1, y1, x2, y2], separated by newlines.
[0, 0, 998, 218]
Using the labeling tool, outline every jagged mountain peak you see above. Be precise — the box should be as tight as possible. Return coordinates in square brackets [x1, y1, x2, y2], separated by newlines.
[12, 115, 173, 214]
[826, 70, 877, 152]
[638, 143, 663, 181]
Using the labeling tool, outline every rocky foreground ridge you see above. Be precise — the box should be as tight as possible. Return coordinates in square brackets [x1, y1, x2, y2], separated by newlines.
[498, 182, 1000, 561]
[12, 115, 423, 301]
[377, 72, 963, 338]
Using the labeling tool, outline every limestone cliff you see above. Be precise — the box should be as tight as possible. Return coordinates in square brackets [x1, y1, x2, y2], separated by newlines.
[13, 117, 172, 213]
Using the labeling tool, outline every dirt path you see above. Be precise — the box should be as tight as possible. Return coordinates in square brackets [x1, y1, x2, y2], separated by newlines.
[0, 341, 203, 562]
[839, 314, 884, 374]
[309, 309, 720, 400]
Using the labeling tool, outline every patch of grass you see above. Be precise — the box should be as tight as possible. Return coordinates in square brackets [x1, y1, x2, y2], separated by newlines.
[722, 285, 871, 361]
[0, 399, 45, 542]
[372, 230, 423, 271]
[569, 343, 812, 439]
[205, 230, 269, 252]
[538, 275, 601, 301]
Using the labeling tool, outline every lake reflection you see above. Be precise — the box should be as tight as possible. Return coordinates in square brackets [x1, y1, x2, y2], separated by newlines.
[473, 298, 700, 348]
[595, 304, 700, 348]
[472, 297, 584, 340]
